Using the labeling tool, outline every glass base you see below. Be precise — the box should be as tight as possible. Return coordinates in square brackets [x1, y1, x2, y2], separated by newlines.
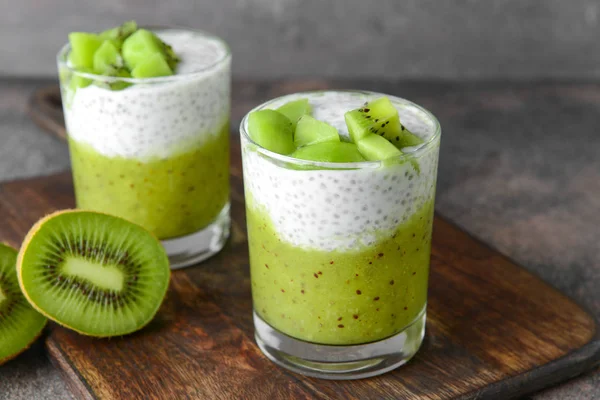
[254, 305, 426, 380]
[162, 203, 230, 269]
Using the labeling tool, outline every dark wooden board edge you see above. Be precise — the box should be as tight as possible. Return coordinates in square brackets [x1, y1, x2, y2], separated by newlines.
[46, 338, 96, 400]
[474, 343, 600, 400]
[20, 84, 600, 399]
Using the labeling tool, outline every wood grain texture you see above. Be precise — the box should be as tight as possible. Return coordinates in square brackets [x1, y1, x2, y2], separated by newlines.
[6, 82, 598, 399]
[0, 167, 598, 400]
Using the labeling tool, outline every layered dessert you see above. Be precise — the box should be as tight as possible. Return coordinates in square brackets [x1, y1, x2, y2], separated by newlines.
[58, 22, 231, 240]
[241, 91, 440, 346]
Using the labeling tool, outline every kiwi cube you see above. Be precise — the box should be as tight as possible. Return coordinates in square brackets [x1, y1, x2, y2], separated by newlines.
[164, 43, 181, 71]
[131, 53, 173, 78]
[112, 68, 132, 91]
[247, 109, 295, 155]
[290, 142, 365, 163]
[362, 97, 397, 117]
[122, 29, 166, 70]
[294, 115, 340, 147]
[93, 40, 122, 74]
[356, 134, 402, 161]
[68, 33, 103, 69]
[68, 70, 93, 91]
[344, 109, 373, 143]
[99, 20, 138, 48]
[277, 98, 312, 130]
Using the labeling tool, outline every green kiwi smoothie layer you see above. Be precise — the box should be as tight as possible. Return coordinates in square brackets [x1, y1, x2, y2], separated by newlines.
[249, 197, 434, 345]
[69, 123, 229, 240]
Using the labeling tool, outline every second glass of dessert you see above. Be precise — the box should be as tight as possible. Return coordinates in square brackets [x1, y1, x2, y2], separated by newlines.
[57, 22, 231, 269]
[241, 91, 441, 379]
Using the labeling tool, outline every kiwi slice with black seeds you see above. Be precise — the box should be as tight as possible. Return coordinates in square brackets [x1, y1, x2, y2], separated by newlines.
[0, 243, 47, 365]
[345, 97, 424, 149]
[17, 210, 170, 337]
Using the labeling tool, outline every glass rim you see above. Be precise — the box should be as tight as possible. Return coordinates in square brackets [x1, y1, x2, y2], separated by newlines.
[239, 90, 442, 170]
[56, 25, 231, 84]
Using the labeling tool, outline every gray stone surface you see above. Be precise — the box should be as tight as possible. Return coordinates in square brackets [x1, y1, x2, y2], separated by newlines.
[0, 79, 598, 399]
[0, 80, 70, 181]
[0, 342, 72, 400]
[3, 0, 600, 80]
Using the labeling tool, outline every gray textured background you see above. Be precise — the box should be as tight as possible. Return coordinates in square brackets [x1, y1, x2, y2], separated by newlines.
[2, 0, 600, 79]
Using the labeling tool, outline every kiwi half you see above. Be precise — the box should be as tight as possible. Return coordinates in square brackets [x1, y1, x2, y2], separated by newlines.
[17, 210, 170, 337]
[0, 244, 47, 365]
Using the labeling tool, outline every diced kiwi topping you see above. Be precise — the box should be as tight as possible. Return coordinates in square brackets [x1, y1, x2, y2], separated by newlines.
[246, 96, 425, 164]
[277, 98, 312, 130]
[345, 97, 424, 149]
[64, 21, 180, 92]
[247, 110, 295, 155]
[291, 142, 365, 163]
[294, 115, 339, 148]
[356, 134, 402, 161]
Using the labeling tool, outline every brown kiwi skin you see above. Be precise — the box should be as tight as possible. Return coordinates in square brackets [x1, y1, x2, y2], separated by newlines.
[16, 209, 171, 338]
[0, 242, 47, 365]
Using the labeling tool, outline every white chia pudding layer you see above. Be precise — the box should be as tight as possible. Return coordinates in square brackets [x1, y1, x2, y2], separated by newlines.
[241, 91, 440, 252]
[62, 29, 230, 161]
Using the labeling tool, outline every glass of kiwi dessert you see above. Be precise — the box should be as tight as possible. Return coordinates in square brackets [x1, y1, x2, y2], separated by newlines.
[57, 21, 231, 269]
[240, 91, 441, 379]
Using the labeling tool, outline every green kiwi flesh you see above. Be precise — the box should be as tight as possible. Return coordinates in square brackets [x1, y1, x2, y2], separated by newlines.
[276, 98, 312, 130]
[0, 244, 47, 364]
[345, 97, 425, 149]
[131, 53, 173, 78]
[68, 33, 103, 70]
[99, 20, 138, 50]
[294, 115, 340, 148]
[17, 210, 170, 337]
[290, 142, 365, 163]
[93, 40, 122, 74]
[121, 29, 168, 70]
[247, 109, 295, 155]
[356, 134, 403, 161]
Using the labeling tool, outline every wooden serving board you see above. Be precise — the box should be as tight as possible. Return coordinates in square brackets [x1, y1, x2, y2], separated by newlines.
[1, 85, 596, 399]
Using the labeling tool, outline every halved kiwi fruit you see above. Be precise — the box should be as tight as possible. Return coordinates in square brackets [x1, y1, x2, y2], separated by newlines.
[0, 243, 47, 365]
[17, 210, 170, 338]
